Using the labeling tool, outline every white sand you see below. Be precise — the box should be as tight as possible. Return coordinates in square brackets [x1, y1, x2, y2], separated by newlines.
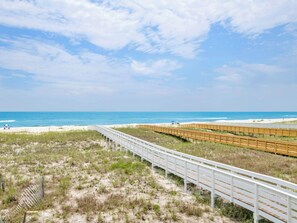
[0, 125, 88, 133]
[1, 117, 296, 133]
[215, 117, 297, 124]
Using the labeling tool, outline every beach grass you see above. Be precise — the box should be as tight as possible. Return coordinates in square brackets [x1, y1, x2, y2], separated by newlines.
[0, 130, 232, 223]
[276, 120, 297, 124]
[116, 127, 297, 184]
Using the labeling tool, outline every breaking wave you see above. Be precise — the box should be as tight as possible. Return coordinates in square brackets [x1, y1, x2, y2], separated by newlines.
[0, 120, 16, 123]
[199, 117, 228, 120]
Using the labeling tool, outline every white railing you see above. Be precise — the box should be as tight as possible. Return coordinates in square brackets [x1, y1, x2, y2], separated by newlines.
[91, 126, 297, 194]
[90, 126, 297, 223]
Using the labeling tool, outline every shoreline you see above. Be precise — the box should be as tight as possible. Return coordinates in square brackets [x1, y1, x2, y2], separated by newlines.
[0, 125, 89, 133]
[215, 117, 297, 124]
[0, 117, 297, 133]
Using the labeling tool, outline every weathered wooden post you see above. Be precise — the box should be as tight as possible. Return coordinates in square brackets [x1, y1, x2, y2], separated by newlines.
[22, 212, 27, 223]
[0, 175, 4, 192]
[40, 176, 44, 198]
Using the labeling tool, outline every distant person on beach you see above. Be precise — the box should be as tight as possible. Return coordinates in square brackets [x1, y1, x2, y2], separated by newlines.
[7, 124, 10, 130]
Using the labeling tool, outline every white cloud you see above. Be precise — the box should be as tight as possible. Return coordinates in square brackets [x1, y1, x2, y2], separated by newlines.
[131, 59, 181, 77]
[0, 0, 144, 50]
[0, 38, 131, 94]
[1, 1, 297, 111]
[0, 38, 296, 111]
[215, 62, 292, 85]
[0, 38, 181, 96]
[225, 1, 297, 34]
[0, 0, 296, 58]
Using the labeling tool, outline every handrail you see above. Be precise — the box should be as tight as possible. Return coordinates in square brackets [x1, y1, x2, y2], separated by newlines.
[206, 122, 297, 130]
[182, 123, 297, 137]
[91, 126, 297, 223]
[139, 125, 297, 157]
[92, 126, 297, 194]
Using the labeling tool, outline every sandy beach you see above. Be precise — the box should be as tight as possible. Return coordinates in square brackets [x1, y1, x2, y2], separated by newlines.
[0, 117, 297, 133]
[1, 117, 297, 222]
[0, 125, 89, 133]
[215, 117, 297, 123]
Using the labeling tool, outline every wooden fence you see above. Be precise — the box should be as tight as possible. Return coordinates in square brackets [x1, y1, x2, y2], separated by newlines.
[200, 122, 297, 130]
[182, 123, 297, 137]
[139, 125, 297, 157]
[0, 177, 44, 223]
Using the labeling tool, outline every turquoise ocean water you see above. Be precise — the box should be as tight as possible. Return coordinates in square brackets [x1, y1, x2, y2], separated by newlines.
[0, 112, 297, 127]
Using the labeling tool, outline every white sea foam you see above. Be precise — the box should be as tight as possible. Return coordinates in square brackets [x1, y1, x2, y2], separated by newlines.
[199, 117, 228, 120]
[0, 120, 16, 123]
[173, 117, 228, 121]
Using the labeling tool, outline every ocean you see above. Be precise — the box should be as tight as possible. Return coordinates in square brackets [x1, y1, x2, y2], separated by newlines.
[0, 112, 297, 127]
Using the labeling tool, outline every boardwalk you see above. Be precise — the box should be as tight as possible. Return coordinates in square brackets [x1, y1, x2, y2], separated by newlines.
[182, 123, 297, 137]
[140, 125, 297, 157]
[90, 126, 297, 223]
[203, 122, 297, 130]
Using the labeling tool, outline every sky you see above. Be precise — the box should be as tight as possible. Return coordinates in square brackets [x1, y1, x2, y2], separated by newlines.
[0, 0, 297, 111]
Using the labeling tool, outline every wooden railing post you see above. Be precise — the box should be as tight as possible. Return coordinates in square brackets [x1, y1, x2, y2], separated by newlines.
[196, 165, 200, 188]
[230, 176, 234, 203]
[287, 196, 291, 222]
[253, 184, 259, 223]
[184, 161, 188, 192]
[165, 154, 168, 177]
[211, 169, 215, 208]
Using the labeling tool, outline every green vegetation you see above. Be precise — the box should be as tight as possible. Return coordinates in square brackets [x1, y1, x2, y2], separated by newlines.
[276, 120, 297, 124]
[192, 189, 271, 223]
[257, 134, 297, 142]
[151, 167, 270, 223]
[0, 130, 100, 145]
[110, 159, 147, 175]
[0, 130, 227, 222]
[117, 127, 297, 183]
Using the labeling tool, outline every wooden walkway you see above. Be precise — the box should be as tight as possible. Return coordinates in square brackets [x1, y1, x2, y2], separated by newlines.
[139, 125, 297, 157]
[183, 123, 297, 137]
[91, 126, 297, 223]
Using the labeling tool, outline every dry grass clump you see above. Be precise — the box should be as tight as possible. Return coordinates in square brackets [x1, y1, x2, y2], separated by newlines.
[0, 130, 233, 223]
[174, 200, 203, 217]
[276, 120, 297, 124]
[117, 127, 297, 184]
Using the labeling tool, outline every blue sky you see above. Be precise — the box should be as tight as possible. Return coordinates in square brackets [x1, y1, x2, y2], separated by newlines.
[0, 0, 297, 111]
